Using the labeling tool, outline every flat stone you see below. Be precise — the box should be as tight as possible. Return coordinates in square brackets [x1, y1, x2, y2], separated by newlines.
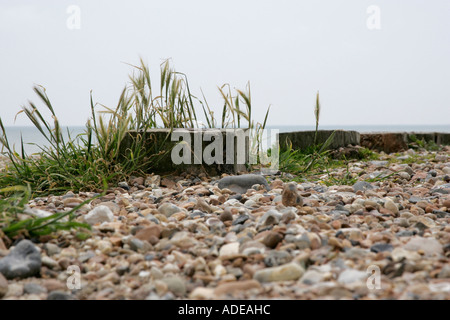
[353, 181, 375, 192]
[337, 269, 367, 284]
[218, 174, 270, 194]
[253, 262, 304, 282]
[158, 203, 182, 217]
[169, 231, 198, 249]
[300, 270, 327, 285]
[24, 283, 47, 295]
[264, 250, 292, 267]
[370, 243, 394, 253]
[135, 225, 162, 242]
[214, 280, 261, 296]
[0, 240, 42, 280]
[403, 237, 443, 256]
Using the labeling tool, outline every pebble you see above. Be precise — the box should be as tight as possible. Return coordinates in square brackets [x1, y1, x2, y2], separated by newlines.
[219, 210, 233, 222]
[403, 237, 443, 256]
[43, 243, 61, 256]
[158, 203, 182, 217]
[337, 269, 367, 284]
[84, 205, 114, 225]
[262, 232, 283, 249]
[0, 240, 42, 280]
[218, 174, 270, 194]
[353, 181, 374, 192]
[219, 242, 240, 258]
[253, 262, 305, 282]
[370, 243, 394, 253]
[161, 276, 186, 297]
[384, 198, 399, 215]
[282, 183, 303, 207]
[264, 250, 292, 267]
[24, 283, 47, 295]
[214, 280, 261, 297]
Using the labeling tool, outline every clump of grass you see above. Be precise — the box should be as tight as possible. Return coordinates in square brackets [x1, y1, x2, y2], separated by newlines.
[0, 185, 96, 242]
[0, 59, 270, 195]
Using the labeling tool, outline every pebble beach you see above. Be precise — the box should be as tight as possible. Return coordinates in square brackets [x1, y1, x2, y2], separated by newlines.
[0, 147, 449, 300]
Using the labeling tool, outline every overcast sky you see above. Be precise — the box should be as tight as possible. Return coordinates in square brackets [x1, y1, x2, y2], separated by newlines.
[1, 0, 449, 127]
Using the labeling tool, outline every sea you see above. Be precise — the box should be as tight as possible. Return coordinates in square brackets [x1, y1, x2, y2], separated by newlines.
[1, 124, 449, 155]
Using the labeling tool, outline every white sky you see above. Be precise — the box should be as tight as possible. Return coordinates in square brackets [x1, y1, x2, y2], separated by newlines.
[1, 0, 450, 127]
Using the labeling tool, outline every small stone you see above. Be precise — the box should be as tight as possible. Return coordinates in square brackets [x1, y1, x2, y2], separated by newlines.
[220, 242, 240, 258]
[129, 238, 145, 252]
[232, 214, 249, 226]
[150, 266, 164, 280]
[300, 270, 327, 285]
[161, 276, 186, 297]
[135, 225, 161, 242]
[264, 250, 292, 267]
[84, 205, 114, 225]
[169, 231, 198, 249]
[370, 243, 393, 253]
[438, 265, 450, 279]
[118, 181, 130, 190]
[384, 198, 399, 215]
[97, 202, 121, 215]
[214, 280, 261, 297]
[219, 210, 233, 222]
[189, 287, 215, 299]
[158, 203, 182, 217]
[253, 262, 304, 282]
[41, 256, 59, 269]
[145, 175, 160, 187]
[258, 209, 281, 226]
[353, 181, 374, 192]
[282, 183, 303, 207]
[403, 237, 443, 256]
[24, 283, 47, 295]
[337, 269, 367, 284]
[398, 172, 411, 180]
[96, 240, 113, 254]
[262, 232, 283, 249]
[218, 174, 270, 194]
[62, 197, 83, 208]
[43, 243, 61, 256]
[0, 240, 42, 280]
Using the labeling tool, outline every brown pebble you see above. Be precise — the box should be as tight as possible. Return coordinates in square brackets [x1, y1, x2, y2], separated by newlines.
[282, 183, 303, 207]
[135, 225, 162, 241]
[262, 232, 283, 249]
[219, 209, 233, 222]
[331, 220, 342, 229]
